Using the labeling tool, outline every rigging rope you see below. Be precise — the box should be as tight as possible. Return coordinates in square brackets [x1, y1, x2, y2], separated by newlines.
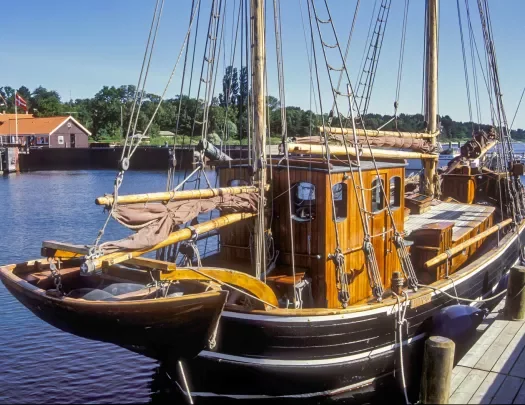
[421, 0, 428, 117]
[464, 0, 495, 126]
[329, 0, 361, 117]
[510, 86, 525, 132]
[298, 0, 321, 115]
[90, 0, 201, 254]
[129, 0, 165, 150]
[417, 283, 508, 303]
[122, 0, 164, 161]
[394, 0, 410, 112]
[476, 0, 525, 225]
[168, 0, 200, 190]
[309, 0, 420, 300]
[354, 0, 392, 116]
[355, 0, 378, 110]
[393, 292, 411, 405]
[297, 0, 318, 266]
[219, 0, 242, 149]
[456, 0, 474, 127]
[273, 0, 297, 307]
[307, 0, 351, 305]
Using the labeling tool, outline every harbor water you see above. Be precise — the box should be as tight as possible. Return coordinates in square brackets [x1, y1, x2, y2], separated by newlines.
[0, 170, 198, 404]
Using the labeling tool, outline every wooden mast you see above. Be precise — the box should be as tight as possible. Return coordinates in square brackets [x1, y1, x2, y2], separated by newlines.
[287, 143, 438, 160]
[251, 0, 267, 278]
[423, 0, 439, 197]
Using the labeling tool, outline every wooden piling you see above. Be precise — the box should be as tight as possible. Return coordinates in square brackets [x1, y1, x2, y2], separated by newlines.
[505, 265, 525, 321]
[420, 336, 455, 404]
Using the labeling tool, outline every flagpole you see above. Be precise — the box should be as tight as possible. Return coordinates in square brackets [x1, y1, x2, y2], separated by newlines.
[0, 94, 5, 145]
[15, 92, 18, 145]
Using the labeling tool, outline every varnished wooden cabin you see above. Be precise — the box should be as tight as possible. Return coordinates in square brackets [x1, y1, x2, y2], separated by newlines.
[209, 158, 495, 309]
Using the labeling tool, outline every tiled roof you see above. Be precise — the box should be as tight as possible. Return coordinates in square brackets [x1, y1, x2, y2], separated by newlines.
[0, 113, 35, 123]
[0, 116, 84, 136]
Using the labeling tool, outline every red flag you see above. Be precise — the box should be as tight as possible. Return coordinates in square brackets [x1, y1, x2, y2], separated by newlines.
[15, 93, 28, 111]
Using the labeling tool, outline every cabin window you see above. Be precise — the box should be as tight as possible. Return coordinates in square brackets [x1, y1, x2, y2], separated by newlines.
[228, 179, 250, 187]
[371, 177, 384, 212]
[332, 182, 347, 222]
[293, 182, 316, 222]
[389, 176, 401, 209]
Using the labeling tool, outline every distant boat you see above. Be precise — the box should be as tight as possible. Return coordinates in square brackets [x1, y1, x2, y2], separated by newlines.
[438, 142, 461, 159]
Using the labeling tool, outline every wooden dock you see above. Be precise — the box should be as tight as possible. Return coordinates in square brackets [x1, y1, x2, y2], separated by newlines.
[450, 299, 525, 404]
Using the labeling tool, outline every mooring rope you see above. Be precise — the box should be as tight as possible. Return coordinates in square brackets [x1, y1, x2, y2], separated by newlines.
[417, 283, 507, 303]
[393, 291, 411, 405]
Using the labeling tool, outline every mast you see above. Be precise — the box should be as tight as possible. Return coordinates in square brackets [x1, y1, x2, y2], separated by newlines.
[251, 0, 267, 278]
[423, 0, 438, 197]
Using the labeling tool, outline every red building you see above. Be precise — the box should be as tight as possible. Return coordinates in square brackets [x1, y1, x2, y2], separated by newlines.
[0, 115, 91, 147]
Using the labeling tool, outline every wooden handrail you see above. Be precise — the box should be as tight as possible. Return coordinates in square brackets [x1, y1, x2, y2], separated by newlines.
[288, 143, 438, 160]
[424, 218, 513, 268]
[95, 185, 265, 206]
[317, 126, 439, 139]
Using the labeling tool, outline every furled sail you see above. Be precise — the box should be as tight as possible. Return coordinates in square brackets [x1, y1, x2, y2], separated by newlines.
[293, 135, 437, 153]
[101, 193, 257, 253]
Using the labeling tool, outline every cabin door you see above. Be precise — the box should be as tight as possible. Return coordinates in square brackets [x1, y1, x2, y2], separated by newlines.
[370, 174, 389, 288]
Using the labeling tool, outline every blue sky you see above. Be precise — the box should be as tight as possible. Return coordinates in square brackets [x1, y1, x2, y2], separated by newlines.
[2, 1, 525, 128]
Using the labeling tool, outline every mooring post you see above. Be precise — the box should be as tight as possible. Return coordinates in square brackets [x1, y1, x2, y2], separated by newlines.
[505, 265, 525, 320]
[420, 336, 455, 404]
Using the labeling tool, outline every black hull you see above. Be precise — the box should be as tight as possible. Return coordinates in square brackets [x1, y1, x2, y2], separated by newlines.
[0, 272, 228, 360]
[169, 227, 524, 400]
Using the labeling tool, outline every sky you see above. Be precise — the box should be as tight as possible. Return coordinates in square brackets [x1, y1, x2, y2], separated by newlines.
[2, 0, 525, 128]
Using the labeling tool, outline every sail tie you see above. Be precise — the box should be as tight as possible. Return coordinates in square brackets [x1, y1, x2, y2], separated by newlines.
[180, 226, 202, 267]
[329, 248, 349, 308]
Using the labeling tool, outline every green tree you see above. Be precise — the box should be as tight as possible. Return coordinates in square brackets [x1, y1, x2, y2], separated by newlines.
[31, 86, 63, 116]
[90, 86, 123, 140]
[219, 66, 239, 107]
[0, 86, 15, 111]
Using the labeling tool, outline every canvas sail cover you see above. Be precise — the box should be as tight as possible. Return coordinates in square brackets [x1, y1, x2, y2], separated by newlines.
[294, 135, 437, 153]
[101, 193, 258, 253]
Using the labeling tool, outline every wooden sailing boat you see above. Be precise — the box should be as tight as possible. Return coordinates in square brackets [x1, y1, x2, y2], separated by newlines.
[2, 0, 525, 401]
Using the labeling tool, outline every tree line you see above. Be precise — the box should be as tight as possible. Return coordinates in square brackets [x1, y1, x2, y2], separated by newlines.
[2, 69, 525, 143]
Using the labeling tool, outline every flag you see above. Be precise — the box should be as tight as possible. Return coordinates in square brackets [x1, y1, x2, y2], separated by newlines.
[15, 93, 27, 111]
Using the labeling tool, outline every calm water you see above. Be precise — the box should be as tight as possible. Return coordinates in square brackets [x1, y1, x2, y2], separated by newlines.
[0, 170, 195, 404]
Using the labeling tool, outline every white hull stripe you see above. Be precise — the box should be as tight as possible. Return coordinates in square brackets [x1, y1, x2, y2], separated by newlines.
[175, 373, 391, 399]
[199, 332, 426, 366]
[222, 230, 520, 323]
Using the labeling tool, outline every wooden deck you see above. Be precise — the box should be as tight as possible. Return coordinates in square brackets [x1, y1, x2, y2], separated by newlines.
[450, 299, 525, 404]
[405, 201, 495, 242]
